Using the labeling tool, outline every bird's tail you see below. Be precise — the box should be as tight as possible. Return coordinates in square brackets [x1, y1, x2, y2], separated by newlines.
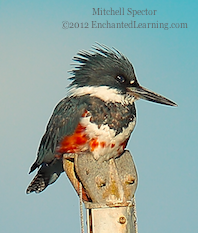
[26, 159, 64, 194]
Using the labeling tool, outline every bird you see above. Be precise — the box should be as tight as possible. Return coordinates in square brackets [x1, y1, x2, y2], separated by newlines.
[26, 43, 177, 194]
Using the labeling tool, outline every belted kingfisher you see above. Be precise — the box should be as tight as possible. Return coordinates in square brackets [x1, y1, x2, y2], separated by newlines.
[26, 44, 177, 194]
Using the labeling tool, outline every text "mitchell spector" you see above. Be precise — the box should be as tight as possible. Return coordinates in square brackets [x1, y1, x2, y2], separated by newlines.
[92, 8, 157, 17]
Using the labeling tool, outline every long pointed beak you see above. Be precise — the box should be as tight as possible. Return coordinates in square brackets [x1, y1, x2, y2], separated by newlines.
[127, 86, 177, 107]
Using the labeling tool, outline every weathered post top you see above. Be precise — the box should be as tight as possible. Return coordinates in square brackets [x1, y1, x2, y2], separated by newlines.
[63, 150, 138, 233]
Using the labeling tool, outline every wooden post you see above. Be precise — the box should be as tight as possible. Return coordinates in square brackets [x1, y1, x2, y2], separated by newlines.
[63, 150, 138, 233]
[86, 199, 138, 233]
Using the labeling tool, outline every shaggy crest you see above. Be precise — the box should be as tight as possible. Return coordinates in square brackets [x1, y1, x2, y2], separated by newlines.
[69, 43, 136, 89]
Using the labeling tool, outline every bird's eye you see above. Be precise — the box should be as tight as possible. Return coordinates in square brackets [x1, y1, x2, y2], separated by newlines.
[116, 75, 125, 83]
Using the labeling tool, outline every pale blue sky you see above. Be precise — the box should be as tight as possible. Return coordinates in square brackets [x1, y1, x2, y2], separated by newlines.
[0, 1, 197, 232]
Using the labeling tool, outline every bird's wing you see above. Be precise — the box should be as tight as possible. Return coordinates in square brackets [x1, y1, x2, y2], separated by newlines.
[29, 96, 87, 173]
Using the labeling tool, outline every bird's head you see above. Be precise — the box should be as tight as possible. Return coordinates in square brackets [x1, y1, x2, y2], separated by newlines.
[69, 43, 177, 106]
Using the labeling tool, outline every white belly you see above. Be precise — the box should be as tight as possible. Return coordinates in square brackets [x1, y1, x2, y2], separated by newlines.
[80, 115, 136, 161]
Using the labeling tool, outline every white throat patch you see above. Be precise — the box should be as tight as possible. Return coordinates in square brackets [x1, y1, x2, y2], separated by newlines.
[69, 86, 136, 104]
